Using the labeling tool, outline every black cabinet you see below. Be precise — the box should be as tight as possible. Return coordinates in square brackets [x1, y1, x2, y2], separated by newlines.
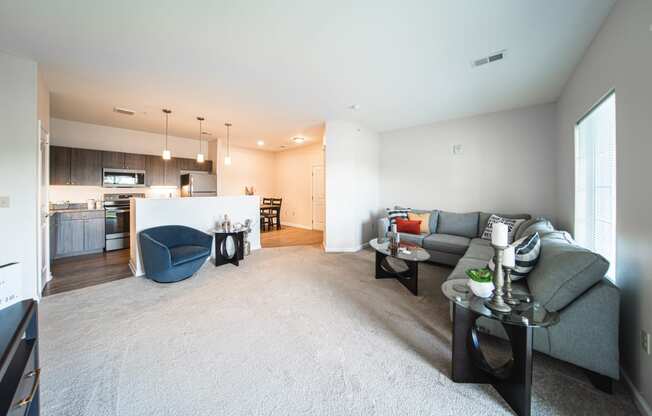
[70, 149, 102, 186]
[102, 151, 125, 169]
[49, 146, 71, 185]
[145, 155, 166, 186]
[124, 153, 146, 170]
[0, 300, 39, 416]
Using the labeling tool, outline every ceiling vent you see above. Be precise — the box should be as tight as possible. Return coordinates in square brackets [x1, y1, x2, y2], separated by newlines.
[113, 107, 136, 115]
[471, 50, 506, 68]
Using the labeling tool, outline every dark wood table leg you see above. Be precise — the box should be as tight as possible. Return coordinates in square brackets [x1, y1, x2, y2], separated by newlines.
[374, 251, 419, 295]
[451, 303, 533, 416]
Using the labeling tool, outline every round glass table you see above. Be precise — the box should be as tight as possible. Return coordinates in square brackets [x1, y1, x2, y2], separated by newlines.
[441, 279, 559, 416]
[369, 238, 430, 295]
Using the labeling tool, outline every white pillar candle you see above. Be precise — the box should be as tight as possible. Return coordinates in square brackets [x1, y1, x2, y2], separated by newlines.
[503, 245, 516, 268]
[492, 223, 508, 247]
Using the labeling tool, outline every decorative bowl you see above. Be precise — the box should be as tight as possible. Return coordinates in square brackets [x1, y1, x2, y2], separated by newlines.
[465, 268, 495, 298]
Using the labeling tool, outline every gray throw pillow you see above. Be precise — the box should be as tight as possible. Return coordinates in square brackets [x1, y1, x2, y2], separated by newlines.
[515, 217, 555, 240]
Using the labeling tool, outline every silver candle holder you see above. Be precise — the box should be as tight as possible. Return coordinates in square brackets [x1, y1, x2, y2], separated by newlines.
[485, 244, 512, 313]
[503, 264, 520, 306]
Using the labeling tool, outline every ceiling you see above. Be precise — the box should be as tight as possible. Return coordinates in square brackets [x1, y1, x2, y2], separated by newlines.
[0, 0, 614, 150]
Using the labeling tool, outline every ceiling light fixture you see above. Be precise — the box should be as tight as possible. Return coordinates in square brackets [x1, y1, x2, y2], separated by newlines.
[224, 122, 232, 165]
[196, 116, 205, 163]
[256, 140, 265, 146]
[292, 137, 305, 144]
[114, 107, 136, 115]
[162, 109, 172, 160]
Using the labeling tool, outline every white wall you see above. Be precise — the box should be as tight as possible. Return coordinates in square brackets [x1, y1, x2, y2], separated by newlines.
[274, 143, 324, 229]
[0, 52, 39, 301]
[324, 120, 380, 251]
[379, 103, 558, 222]
[556, 1, 652, 412]
[215, 139, 276, 198]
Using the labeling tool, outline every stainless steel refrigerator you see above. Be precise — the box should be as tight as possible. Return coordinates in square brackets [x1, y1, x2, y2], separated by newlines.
[180, 173, 218, 197]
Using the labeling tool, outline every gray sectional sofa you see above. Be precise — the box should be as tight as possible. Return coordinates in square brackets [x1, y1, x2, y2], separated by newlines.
[377, 209, 620, 385]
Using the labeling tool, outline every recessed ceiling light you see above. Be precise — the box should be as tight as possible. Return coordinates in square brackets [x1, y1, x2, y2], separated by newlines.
[292, 137, 305, 144]
[201, 131, 212, 136]
[280, 145, 287, 149]
[257, 140, 265, 146]
[113, 107, 135, 115]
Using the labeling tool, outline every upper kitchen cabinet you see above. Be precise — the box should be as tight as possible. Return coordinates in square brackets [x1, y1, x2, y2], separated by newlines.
[70, 148, 102, 185]
[145, 155, 165, 186]
[124, 153, 146, 170]
[178, 157, 213, 172]
[164, 158, 180, 187]
[102, 151, 125, 169]
[50, 146, 71, 185]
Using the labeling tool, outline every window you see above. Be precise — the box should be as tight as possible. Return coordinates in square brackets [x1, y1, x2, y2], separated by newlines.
[574, 91, 616, 280]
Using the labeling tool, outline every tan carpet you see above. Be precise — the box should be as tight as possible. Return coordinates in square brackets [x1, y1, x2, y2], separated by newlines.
[39, 245, 638, 415]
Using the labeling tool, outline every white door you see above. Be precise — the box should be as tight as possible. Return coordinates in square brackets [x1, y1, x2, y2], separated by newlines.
[37, 121, 51, 295]
[311, 165, 325, 231]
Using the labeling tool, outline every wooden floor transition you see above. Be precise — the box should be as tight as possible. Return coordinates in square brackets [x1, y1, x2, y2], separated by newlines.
[43, 249, 132, 296]
[261, 225, 323, 248]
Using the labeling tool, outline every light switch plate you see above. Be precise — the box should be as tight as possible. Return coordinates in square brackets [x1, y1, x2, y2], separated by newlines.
[452, 144, 464, 155]
[0, 196, 9, 208]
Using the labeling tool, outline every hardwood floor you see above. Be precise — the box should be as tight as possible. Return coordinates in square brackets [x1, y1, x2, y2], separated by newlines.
[43, 249, 132, 296]
[260, 226, 323, 248]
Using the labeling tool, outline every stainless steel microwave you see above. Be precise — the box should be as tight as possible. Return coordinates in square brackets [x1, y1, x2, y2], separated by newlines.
[102, 168, 146, 188]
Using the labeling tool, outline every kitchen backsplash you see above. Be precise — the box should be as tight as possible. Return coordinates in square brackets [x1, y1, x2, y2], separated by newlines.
[49, 185, 180, 203]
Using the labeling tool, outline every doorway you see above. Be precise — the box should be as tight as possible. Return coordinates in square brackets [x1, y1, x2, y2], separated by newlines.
[312, 165, 325, 231]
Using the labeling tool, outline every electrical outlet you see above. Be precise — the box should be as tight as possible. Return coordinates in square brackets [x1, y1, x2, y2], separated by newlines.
[642, 330, 651, 355]
[0, 196, 9, 208]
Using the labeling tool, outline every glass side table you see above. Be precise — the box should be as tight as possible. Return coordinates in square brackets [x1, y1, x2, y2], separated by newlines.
[441, 280, 559, 416]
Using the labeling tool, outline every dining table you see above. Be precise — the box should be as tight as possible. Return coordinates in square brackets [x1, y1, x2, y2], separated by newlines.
[260, 204, 281, 230]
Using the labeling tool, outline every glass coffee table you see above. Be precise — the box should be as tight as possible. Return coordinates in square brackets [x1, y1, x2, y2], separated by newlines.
[370, 238, 430, 295]
[441, 280, 559, 416]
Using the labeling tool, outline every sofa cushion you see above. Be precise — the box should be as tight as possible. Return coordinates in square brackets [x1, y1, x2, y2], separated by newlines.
[170, 245, 211, 266]
[478, 212, 531, 238]
[527, 233, 609, 312]
[398, 232, 427, 246]
[423, 233, 470, 255]
[437, 211, 479, 238]
[464, 238, 494, 261]
[514, 217, 555, 240]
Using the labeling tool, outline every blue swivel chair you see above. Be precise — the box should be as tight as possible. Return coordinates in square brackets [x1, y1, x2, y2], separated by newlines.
[139, 225, 213, 283]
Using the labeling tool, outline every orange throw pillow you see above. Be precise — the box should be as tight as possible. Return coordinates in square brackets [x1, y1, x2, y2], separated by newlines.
[408, 212, 431, 233]
[395, 218, 421, 235]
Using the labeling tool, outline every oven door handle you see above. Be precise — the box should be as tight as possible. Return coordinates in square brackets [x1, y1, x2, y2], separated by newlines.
[106, 209, 130, 214]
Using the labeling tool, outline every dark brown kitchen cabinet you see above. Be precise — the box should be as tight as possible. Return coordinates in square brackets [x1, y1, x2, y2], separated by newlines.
[102, 151, 125, 169]
[50, 146, 71, 185]
[178, 157, 213, 172]
[204, 160, 213, 173]
[70, 148, 102, 185]
[124, 153, 146, 170]
[164, 158, 180, 187]
[145, 155, 165, 186]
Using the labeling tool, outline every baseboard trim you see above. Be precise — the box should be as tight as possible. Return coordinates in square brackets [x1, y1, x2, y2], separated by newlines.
[282, 222, 313, 230]
[622, 368, 652, 416]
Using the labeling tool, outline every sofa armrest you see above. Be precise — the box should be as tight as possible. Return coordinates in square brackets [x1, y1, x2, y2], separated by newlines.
[194, 230, 214, 250]
[139, 233, 172, 274]
[377, 217, 390, 239]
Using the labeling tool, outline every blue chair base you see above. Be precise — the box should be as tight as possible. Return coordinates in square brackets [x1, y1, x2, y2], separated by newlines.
[147, 256, 209, 283]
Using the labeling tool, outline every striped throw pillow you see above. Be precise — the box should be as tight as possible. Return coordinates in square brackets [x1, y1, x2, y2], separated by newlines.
[488, 233, 541, 280]
[386, 207, 410, 224]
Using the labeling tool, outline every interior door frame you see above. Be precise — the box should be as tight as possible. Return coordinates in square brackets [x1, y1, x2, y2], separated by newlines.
[37, 120, 52, 297]
[311, 164, 325, 232]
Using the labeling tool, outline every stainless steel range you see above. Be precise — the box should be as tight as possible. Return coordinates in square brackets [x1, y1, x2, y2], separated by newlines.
[104, 193, 145, 251]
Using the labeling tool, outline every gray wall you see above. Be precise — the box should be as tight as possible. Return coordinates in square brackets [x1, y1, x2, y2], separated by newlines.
[556, 0, 652, 411]
[380, 103, 558, 223]
[0, 51, 39, 300]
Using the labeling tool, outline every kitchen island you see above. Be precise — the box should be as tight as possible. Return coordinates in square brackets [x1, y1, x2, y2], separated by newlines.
[129, 196, 260, 276]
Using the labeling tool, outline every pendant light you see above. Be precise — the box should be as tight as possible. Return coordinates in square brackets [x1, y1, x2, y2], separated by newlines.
[162, 109, 172, 160]
[224, 122, 232, 165]
[196, 116, 205, 163]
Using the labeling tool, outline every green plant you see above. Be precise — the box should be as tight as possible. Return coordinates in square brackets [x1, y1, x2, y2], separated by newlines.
[465, 268, 493, 283]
